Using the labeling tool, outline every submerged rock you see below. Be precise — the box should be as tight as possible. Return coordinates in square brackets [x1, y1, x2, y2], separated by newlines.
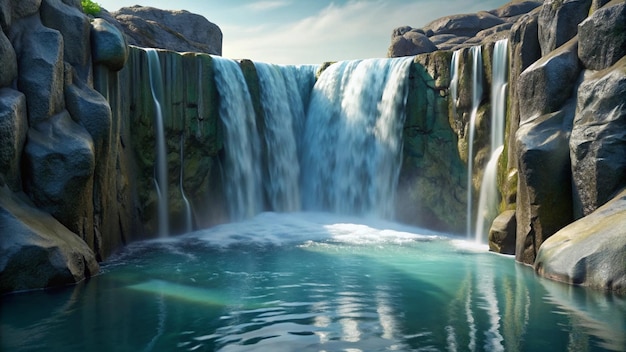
[535, 188, 626, 294]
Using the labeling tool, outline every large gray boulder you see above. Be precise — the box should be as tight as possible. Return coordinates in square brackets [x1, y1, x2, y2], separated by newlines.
[10, 0, 42, 20]
[489, 0, 543, 18]
[515, 103, 575, 265]
[0, 186, 99, 294]
[535, 187, 626, 294]
[538, 0, 592, 56]
[90, 18, 128, 71]
[423, 11, 505, 38]
[570, 56, 626, 218]
[516, 38, 581, 122]
[22, 110, 96, 245]
[12, 16, 65, 125]
[387, 30, 437, 57]
[0, 89, 27, 191]
[114, 6, 222, 55]
[40, 0, 91, 79]
[578, 0, 626, 71]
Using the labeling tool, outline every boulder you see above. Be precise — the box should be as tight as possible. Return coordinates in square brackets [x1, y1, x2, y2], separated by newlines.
[10, 0, 42, 20]
[90, 18, 128, 71]
[535, 188, 626, 294]
[391, 25, 414, 39]
[13, 16, 65, 125]
[578, 0, 626, 71]
[387, 31, 437, 58]
[40, 0, 91, 79]
[515, 103, 575, 265]
[22, 110, 95, 245]
[516, 38, 581, 123]
[489, 0, 543, 18]
[489, 210, 516, 254]
[0, 28, 17, 87]
[0, 89, 27, 191]
[423, 11, 505, 38]
[538, 0, 592, 56]
[114, 6, 222, 55]
[570, 56, 626, 218]
[0, 186, 99, 294]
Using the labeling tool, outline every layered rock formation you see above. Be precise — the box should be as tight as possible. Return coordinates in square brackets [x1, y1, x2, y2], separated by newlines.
[393, 0, 626, 293]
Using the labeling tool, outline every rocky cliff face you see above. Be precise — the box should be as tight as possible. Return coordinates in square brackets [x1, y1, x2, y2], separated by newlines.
[0, 0, 227, 294]
[393, 0, 626, 293]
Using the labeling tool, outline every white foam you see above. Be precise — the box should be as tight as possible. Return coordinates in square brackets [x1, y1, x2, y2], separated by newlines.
[185, 212, 444, 248]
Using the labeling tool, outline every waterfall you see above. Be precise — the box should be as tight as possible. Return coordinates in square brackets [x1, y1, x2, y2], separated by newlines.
[474, 39, 509, 243]
[465, 46, 483, 239]
[212, 57, 263, 221]
[179, 134, 193, 233]
[301, 57, 413, 218]
[146, 49, 169, 237]
[253, 62, 305, 212]
[450, 50, 460, 120]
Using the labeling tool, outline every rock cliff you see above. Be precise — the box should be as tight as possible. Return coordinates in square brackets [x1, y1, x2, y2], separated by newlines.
[392, 0, 626, 293]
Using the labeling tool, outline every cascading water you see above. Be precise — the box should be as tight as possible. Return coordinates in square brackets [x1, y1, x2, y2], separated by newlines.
[179, 134, 193, 233]
[146, 49, 169, 237]
[465, 46, 483, 239]
[301, 57, 414, 218]
[253, 62, 305, 212]
[212, 57, 263, 221]
[474, 39, 509, 243]
[450, 50, 460, 120]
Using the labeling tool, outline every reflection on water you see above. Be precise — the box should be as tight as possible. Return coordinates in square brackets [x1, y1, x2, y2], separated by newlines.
[1, 213, 624, 352]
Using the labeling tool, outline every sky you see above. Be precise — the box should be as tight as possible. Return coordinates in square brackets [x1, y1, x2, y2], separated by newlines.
[96, 0, 512, 64]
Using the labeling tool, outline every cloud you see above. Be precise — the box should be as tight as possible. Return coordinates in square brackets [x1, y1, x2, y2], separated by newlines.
[222, 0, 508, 64]
[243, 1, 291, 11]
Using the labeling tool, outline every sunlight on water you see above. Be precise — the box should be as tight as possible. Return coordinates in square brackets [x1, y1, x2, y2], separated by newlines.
[1, 212, 625, 352]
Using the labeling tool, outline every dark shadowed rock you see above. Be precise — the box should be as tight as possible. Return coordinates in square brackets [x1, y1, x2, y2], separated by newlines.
[535, 187, 626, 294]
[538, 0, 592, 56]
[0, 89, 26, 191]
[515, 103, 575, 265]
[10, 0, 42, 20]
[0, 28, 17, 87]
[12, 16, 65, 125]
[0, 186, 99, 294]
[570, 56, 626, 218]
[40, 0, 90, 79]
[90, 18, 128, 71]
[22, 110, 95, 244]
[516, 38, 581, 122]
[387, 31, 437, 57]
[114, 6, 222, 55]
[578, 0, 626, 71]
[423, 11, 505, 38]
[489, 210, 516, 254]
[590, 0, 613, 12]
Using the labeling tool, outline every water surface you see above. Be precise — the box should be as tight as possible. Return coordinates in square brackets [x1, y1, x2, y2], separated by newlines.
[2, 212, 624, 351]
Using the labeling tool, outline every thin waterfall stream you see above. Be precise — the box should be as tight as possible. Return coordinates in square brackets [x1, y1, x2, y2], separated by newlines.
[475, 39, 509, 243]
[146, 49, 169, 237]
